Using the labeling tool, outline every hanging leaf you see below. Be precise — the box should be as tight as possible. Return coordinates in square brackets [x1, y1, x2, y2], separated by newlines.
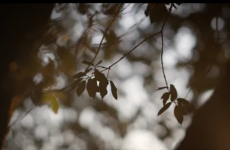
[177, 98, 190, 105]
[99, 83, 108, 99]
[53, 92, 66, 100]
[182, 103, 195, 115]
[99, 78, 109, 99]
[145, 3, 168, 24]
[94, 69, 109, 97]
[73, 72, 85, 79]
[87, 78, 97, 98]
[174, 105, 184, 124]
[40, 94, 59, 114]
[110, 81, 117, 100]
[95, 69, 109, 99]
[41, 94, 55, 104]
[82, 60, 94, 66]
[161, 92, 170, 105]
[157, 102, 171, 116]
[145, 3, 155, 17]
[76, 80, 86, 96]
[95, 60, 102, 66]
[51, 97, 59, 114]
[170, 84, 177, 102]
[94, 69, 107, 83]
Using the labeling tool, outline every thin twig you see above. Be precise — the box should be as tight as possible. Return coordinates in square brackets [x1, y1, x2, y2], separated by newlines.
[106, 31, 161, 70]
[159, 4, 173, 90]
[86, 4, 123, 70]
[9, 105, 35, 128]
[119, 3, 131, 13]
[160, 32, 169, 90]
[100, 4, 173, 76]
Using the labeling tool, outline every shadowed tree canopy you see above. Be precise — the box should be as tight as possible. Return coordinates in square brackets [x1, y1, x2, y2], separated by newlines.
[1, 3, 230, 150]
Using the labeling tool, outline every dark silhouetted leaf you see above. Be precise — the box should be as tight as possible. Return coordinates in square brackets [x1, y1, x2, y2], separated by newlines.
[145, 3, 168, 24]
[157, 86, 168, 91]
[174, 105, 184, 124]
[158, 102, 171, 116]
[99, 78, 109, 99]
[110, 81, 117, 100]
[73, 72, 85, 79]
[170, 84, 177, 102]
[95, 60, 102, 66]
[82, 60, 94, 66]
[161, 92, 170, 105]
[87, 78, 97, 98]
[161, 92, 170, 99]
[145, 3, 155, 17]
[95, 69, 107, 84]
[94, 69, 109, 99]
[177, 98, 190, 105]
[76, 80, 86, 96]
[99, 83, 108, 99]
[182, 104, 195, 115]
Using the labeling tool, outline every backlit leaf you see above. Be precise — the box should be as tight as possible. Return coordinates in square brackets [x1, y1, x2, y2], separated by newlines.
[174, 105, 184, 124]
[53, 92, 66, 100]
[110, 81, 117, 100]
[41, 94, 55, 104]
[51, 97, 59, 114]
[82, 60, 94, 66]
[158, 102, 171, 116]
[170, 84, 177, 102]
[76, 80, 86, 96]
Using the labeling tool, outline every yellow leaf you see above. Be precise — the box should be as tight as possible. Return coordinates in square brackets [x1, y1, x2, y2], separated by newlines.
[53, 92, 66, 100]
[51, 97, 59, 114]
[40, 94, 54, 104]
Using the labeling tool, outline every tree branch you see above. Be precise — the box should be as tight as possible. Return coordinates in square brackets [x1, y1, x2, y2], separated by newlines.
[86, 4, 123, 71]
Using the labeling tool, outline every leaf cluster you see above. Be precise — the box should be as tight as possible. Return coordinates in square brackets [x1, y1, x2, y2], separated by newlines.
[71, 60, 118, 100]
[157, 84, 194, 124]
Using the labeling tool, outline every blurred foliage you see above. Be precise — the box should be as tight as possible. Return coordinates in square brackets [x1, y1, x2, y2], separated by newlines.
[4, 3, 230, 150]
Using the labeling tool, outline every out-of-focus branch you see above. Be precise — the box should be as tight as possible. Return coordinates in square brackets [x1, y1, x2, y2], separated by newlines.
[85, 4, 123, 71]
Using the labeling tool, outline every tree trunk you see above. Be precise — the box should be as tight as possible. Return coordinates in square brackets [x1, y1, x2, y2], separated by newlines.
[0, 4, 54, 148]
[176, 61, 230, 149]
